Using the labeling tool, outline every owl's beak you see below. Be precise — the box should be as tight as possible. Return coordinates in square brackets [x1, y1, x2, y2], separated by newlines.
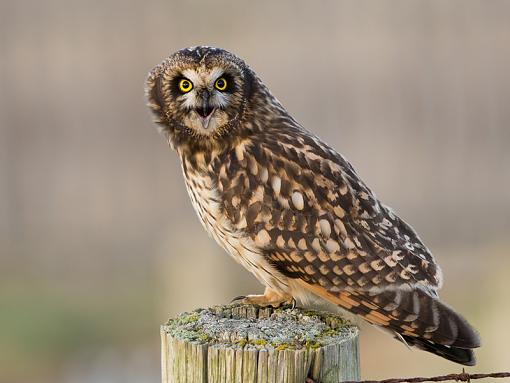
[199, 113, 213, 130]
[195, 91, 215, 129]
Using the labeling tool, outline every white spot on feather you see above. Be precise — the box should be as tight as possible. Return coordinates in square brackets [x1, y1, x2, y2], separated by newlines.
[343, 238, 355, 249]
[291, 191, 304, 210]
[319, 219, 331, 238]
[249, 157, 258, 175]
[260, 167, 268, 183]
[271, 176, 281, 196]
[333, 206, 345, 218]
[325, 239, 340, 253]
[334, 219, 347, 237]
[276, 235, 285, 248]
[360, 191, 370, 200]
[235, 143, 245, 161]
[255, 229, 271, 247]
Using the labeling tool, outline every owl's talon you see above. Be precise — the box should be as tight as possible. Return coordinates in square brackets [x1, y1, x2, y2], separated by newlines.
[280, 297, 297, 309]
[236, 287, 293, 308]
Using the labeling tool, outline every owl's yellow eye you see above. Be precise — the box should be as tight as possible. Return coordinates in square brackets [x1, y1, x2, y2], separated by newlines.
[215, 77, 228, 91]
[178, 78, 193, 93]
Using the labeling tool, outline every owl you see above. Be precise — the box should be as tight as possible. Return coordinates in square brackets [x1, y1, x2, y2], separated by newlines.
[146, 46, 480, 365]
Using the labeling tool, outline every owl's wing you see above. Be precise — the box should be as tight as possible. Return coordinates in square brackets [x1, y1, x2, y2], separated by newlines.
[222, 129, 443, 289]
[217, 127, 479, 365]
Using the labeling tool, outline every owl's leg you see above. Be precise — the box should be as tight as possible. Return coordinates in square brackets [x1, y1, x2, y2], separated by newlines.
[234, 286, 294, 308]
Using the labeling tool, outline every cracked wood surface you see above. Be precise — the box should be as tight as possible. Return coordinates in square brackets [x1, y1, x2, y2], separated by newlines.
[161, 304, 360, 383]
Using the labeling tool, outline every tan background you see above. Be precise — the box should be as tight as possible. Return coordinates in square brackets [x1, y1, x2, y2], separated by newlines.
[1, 1, 509, 382]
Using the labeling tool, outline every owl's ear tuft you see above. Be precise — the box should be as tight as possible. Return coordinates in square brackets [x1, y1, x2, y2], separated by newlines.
[145, 71, 169, 128]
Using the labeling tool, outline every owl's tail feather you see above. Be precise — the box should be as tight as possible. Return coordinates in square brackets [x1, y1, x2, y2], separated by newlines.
[367, 287, 481, 352]
[358, 287, 480, 365]
[299, 281, 480, 365]
[397, 333, 476, 366]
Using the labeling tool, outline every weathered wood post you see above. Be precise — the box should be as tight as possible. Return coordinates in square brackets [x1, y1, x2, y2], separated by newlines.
[161, 304, 360, 383]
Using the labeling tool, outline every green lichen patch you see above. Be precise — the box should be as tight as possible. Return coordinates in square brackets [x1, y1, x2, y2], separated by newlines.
[162, 304, 357, 351]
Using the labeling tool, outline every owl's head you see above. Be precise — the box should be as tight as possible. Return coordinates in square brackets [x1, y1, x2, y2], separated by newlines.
[146, 46, 258, 151]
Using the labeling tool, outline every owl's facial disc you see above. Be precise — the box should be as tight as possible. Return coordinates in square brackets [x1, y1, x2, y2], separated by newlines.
[176, 67, 235, 135]
[147, 46, 252, 147]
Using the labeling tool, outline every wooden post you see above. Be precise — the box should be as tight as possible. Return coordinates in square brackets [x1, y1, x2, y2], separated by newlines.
[161, 304, 360, 383]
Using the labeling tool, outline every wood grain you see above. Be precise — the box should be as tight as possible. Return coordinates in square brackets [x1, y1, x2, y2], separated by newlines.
[161, 304, 359, 383]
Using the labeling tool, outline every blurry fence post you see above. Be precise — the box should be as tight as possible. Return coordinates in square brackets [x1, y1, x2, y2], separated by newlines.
[160, 304, 360, 383]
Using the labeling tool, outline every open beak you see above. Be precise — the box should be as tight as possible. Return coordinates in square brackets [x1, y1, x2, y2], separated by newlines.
[195, 92, 215, 129]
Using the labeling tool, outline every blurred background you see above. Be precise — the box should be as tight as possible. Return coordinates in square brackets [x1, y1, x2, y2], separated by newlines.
[1, 0, 509, 382]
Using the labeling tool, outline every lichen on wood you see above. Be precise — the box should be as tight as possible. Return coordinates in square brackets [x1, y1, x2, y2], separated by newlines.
[161, 304, 360, 383]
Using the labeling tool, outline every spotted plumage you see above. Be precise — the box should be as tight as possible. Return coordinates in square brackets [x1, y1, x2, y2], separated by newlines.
[146, 46, 480, 365]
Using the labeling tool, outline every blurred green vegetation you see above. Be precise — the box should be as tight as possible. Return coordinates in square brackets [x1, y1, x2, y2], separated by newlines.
[0, 278, 158, 382]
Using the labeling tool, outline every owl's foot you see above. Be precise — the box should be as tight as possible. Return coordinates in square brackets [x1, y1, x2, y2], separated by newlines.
[231, 287, 295, 308]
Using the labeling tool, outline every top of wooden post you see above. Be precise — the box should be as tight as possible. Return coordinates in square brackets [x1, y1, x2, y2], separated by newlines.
[161, 304, 360, 382]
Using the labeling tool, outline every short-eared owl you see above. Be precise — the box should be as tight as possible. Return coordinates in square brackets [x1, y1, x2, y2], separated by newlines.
[146, 46, 480, 365]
